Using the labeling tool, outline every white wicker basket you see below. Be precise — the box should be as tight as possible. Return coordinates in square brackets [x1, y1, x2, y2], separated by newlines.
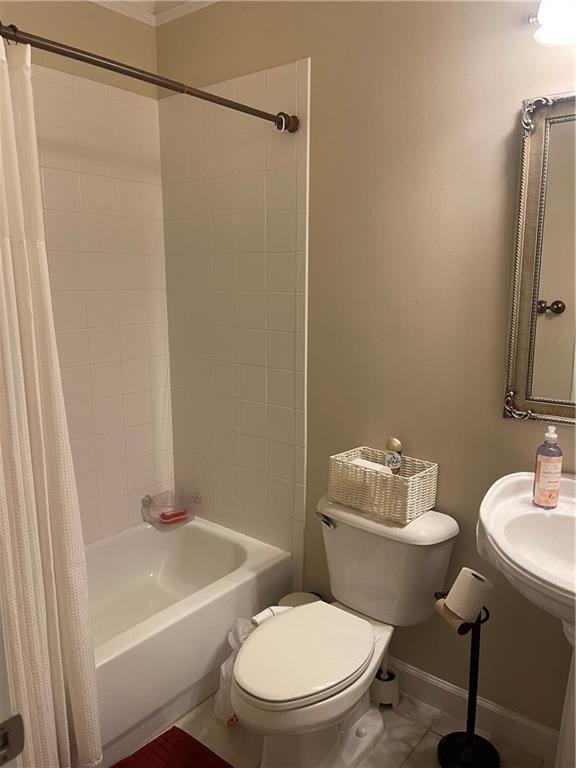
[328, 446, 438, 525]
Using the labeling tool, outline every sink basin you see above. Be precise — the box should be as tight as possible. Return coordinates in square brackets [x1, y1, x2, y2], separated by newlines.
[478, 471, 575, 624]
[505, 513, 574, 584]
[478, 471, 576, 768]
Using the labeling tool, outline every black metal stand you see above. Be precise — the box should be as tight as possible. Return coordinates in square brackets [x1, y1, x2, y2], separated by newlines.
[434, 593, 500, 768]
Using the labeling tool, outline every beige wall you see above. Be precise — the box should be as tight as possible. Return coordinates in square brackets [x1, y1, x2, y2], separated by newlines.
[0, 1, 157, 96]
[158, 2, 575, 729]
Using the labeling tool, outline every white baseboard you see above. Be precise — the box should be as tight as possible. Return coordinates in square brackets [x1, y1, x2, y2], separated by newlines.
[390, 656, 559, 764]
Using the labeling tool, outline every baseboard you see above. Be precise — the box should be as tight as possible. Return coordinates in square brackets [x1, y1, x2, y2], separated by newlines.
[389, 655, 559, 764]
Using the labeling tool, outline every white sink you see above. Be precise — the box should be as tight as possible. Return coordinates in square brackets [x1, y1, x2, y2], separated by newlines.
[477, 472, 576, 768]
[478, 472, 575, 623]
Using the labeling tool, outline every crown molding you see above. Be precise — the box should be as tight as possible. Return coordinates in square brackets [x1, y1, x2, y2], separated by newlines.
[92, 2, 214, 27]
[93, 1, 156, 25]
[156, 1, 214, 25]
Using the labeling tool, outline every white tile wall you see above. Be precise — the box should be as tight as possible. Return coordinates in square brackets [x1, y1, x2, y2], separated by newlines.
[160, 60, 309, 586]
[33, 65, 172, 544]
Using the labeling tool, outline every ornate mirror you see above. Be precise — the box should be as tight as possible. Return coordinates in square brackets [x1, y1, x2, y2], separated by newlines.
[505, 92, 576, 424]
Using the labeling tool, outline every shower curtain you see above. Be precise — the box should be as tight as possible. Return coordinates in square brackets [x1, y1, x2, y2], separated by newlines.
[0, 41, 102, 768]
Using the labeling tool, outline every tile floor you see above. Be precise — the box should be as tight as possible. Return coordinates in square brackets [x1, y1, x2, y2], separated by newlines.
[177, 693, 550, 768]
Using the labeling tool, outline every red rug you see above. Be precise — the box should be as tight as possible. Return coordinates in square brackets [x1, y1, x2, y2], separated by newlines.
[112, 726, 233, 767]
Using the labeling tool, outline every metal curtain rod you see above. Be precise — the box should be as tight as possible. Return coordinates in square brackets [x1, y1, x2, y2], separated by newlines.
[0, 22, 299, 133]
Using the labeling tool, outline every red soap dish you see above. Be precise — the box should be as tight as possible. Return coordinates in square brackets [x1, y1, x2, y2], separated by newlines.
[159, 508, 189, 524]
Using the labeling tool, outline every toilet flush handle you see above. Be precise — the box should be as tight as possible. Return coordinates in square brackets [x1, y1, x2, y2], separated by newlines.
[316, 511, 337, 529]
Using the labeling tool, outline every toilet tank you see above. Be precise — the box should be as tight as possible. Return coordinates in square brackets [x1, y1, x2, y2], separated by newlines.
[318, 496, 459, 626]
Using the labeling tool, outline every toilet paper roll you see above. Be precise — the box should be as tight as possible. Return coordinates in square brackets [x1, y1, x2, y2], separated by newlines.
[444, 567, 493, 622]
[251, 605, 292, 627]
[435, 598, 470, 635]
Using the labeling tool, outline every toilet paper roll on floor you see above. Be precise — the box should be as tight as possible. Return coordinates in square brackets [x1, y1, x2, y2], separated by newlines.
[444, 567, 493, 623]
[251, 605, 292, 627]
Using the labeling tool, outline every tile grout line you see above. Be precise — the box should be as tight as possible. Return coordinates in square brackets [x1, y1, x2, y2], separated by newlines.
[397, 727, 430, 767]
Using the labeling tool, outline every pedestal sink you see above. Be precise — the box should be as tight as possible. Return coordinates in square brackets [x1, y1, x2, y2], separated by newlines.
[477, 472, 575, 768]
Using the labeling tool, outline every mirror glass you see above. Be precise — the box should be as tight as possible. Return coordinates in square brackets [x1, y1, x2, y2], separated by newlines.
[505, 93, 575, 423]
[532, 117, 576, 403]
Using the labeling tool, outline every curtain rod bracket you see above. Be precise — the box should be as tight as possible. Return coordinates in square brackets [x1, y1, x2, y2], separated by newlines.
[275, 112, 300, 133]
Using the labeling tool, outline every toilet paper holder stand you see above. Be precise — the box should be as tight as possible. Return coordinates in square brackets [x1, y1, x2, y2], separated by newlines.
[433, 591, 501, 768]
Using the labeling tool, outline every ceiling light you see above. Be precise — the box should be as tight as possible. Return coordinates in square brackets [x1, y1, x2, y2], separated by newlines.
[530, 0, 576, 46]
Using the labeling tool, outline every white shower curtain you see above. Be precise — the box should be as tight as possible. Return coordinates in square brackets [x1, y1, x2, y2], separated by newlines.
[0, 41, 102, 768]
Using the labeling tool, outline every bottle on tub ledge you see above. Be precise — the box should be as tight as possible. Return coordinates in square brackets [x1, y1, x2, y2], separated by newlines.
[533, 425, 563, 509]
[384, 436, 403, 475]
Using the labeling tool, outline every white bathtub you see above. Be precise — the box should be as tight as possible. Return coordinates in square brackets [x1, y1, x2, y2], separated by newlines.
[87, 517, 292, 764]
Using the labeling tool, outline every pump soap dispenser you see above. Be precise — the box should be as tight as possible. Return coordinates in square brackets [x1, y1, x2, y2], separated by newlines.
[533, 425, 563, 509]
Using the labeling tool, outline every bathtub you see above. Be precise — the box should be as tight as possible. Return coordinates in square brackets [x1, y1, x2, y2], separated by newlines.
[87, 517, 292, 764]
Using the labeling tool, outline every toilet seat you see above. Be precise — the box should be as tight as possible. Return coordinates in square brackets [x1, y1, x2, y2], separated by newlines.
[233, 602, 375, 711]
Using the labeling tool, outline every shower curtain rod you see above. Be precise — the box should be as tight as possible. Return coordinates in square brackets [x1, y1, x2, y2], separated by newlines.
[0, 22, 299, 133]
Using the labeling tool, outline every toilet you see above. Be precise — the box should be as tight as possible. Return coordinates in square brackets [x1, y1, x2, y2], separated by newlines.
[230, 495, 459, 768]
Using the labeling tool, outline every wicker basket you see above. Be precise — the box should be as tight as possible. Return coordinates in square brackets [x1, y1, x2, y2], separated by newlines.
[328, 446, 438, 525]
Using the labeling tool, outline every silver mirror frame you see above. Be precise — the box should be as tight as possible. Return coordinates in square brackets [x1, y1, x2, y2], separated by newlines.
[504, 92, 576, 425]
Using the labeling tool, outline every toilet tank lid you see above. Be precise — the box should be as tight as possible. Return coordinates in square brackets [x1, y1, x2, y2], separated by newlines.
[317, 496, 459, 545]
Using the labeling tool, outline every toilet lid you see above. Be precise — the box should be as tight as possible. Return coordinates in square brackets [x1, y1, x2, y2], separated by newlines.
[234, 602, 375, 707]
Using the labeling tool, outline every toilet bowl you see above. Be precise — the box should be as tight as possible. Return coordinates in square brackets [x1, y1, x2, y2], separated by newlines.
[231, 601, 393, 768]
[232, 495, 460, 768]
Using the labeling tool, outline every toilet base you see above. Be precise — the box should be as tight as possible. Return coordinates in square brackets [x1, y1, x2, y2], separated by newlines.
[260, 694, 384, 768]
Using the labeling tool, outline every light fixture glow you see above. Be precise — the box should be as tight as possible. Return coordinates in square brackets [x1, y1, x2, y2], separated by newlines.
[532, 0, 576, 45]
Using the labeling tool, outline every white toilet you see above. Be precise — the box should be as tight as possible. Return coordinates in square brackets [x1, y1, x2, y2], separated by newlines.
[231, 495, 459, 768]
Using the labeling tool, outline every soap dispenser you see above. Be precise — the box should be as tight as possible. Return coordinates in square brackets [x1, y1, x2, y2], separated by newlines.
[533, 425, 563, 509]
